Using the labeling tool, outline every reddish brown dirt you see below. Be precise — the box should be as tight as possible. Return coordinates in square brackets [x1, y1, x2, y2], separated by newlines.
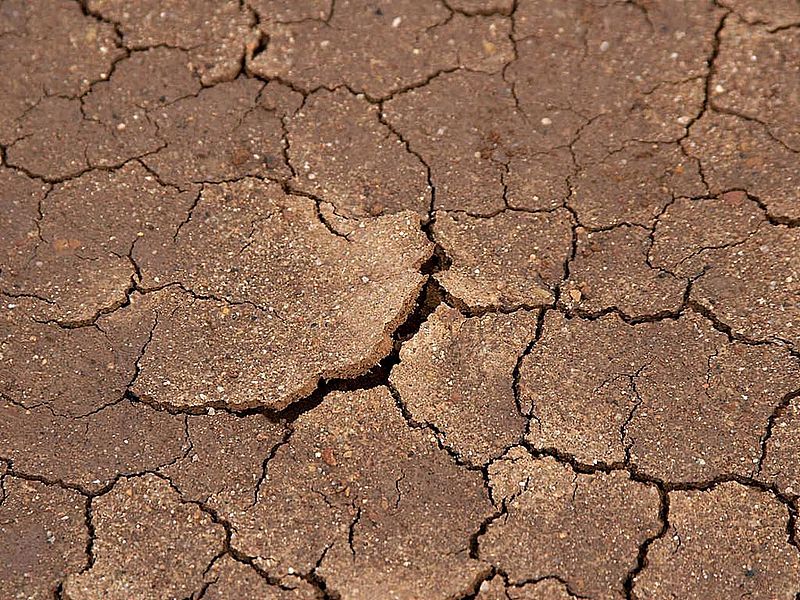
[1, 1, 799, 599]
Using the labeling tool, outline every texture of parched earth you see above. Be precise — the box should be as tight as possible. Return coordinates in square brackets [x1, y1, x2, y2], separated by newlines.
[0, 1, 798, 599]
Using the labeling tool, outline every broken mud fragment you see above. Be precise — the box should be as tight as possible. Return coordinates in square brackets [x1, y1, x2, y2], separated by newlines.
[691, 225, 800, 348]
[712, 17, 800, 150]
[0, 297, 154, 417]
[479, 449, 661, 599]
[62, 474, 226, 600]
[633, 483, 800, 599]
[433, 209, 572, 312]
[562, 224, 685, 318]
[510, 0, 720, 152]
[650, 191, 764, 278]
[162, 412, 287, 516]
[202, 555, 318, 600]
[287, 88, 430, 218]
[0, 400, 186, 494]
[133, 179, 430, 410]
[391, 305, 538, 465]
[86, 0, 255, 85]
[0, 168, 48, 284]
[0, 162, 196, 324]
[0, 477, 87, 600]
[684, 112, 800, 222]
[570, 142, 705, 229]
[0, 0, 123, 145]
[652, 195, 800, 348]
[142, 78, 291, 187]
[247, 0, 512, 99]
[384, 71, 572, 215]
[5, 47, 203, 181]
[230, 388, 493, 598]
[758, 396, 800, 498]
[521, 311, 800, 481]
[475, 574, 576, 600]
[719, 0, 800, 29]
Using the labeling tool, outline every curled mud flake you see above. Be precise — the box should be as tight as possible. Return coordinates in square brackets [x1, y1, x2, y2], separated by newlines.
[62, 474, 226, 600]
[570, 142, 705, 229]
[384, 71, 571, 215]
[232, 388, 493, 597]
[0, 478, 88, 600]
[86, 0, 255, 85]
[718, 0, 800, 29]
[691, 225, 800, 348]
[0, 298, 155, 417]
[134, 180, 430, 410]
[712, 18, 800, 150]
[479, 452, 661, 598]
[0, 401, 185, 494]
[521, 311, 800, 481]
[142, 78, 290, 187]
[650, 191, 764, 278]
[759, 396, 800, 498]
[202, 555, 318, 600]
[561, 225, 685, 318]
[433, 209, 572, 313]
[391, 305, 538, 466]
[247, 0, 513, 99]
[287, 88, 430, 218]
[633, 483, 800, 599]
[162, 413, 287, 517]
[684, 112, 800, 222]
[0, 0, 123, 144]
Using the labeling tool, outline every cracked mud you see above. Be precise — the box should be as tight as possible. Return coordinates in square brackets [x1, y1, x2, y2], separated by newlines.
[0, 1, 798, 599]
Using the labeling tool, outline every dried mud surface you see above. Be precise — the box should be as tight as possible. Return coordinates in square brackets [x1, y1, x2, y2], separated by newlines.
[1, 1, 798, 599]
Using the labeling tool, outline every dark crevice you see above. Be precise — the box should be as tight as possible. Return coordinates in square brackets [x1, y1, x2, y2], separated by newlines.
[620, 364, 650, 465]
[150, 474, 306, 595]
[623, 485, 670, 599]
[83, 496, 97, 571]
[173, 187, 204, 241]
[679, 9, 730, 140]
[452, 566, 500, 600]
[305, 543, 339, 600]
[469, 500, 507, 560]
[755, 388, 800, 478]
[252, 425, 293, 506]
[347, 505, 362, 559]
[687, 300, 793, 349]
